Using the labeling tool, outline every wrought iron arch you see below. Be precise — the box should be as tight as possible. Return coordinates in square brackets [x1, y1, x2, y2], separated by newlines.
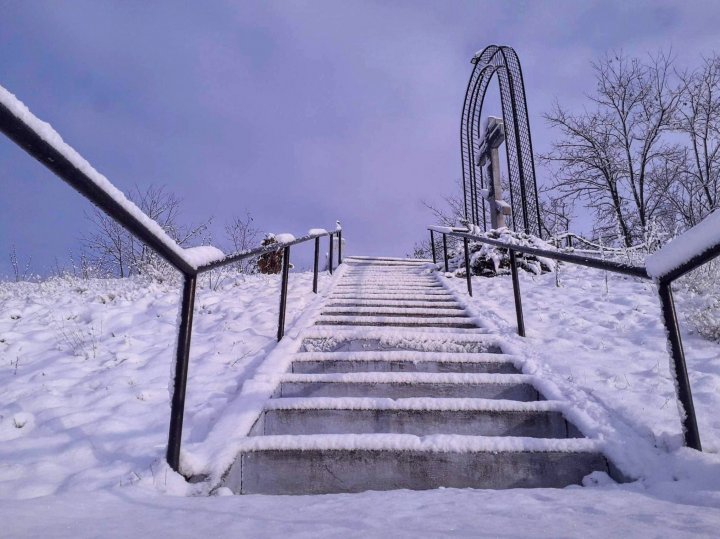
[460, 45, 542, 237]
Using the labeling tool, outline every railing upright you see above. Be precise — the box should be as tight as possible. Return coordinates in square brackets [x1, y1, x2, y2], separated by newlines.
[442, 233, 449, 272]
[338, 230, 343, 265]
[313, 237, 320, 294]
[277, 246, 291, 341]
[508, 249, 526, 337]
[658, 282, 701, 450]
[430, 230, 437, 264]
[463, 238, 472, 296]
[329, 233, 334, 275]
[166, 273, 197, 471]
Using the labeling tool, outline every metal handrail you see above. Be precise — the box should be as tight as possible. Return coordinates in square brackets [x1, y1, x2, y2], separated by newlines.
[167, 229, 341, 471]
[0, 91, 343, 473]
[427, 224, 720, 452]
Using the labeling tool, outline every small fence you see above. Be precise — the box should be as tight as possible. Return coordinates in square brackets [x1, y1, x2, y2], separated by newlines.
[0, 89, 342, 472]
[428, 223, 720, 453]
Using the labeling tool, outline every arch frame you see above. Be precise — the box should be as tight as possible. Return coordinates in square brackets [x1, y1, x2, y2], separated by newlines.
[460, 45, 542, 237]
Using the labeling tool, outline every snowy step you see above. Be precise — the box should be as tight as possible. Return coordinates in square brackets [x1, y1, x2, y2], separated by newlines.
[275, 372, 539, 400]
[320, 307, 469, 318]
[326, 302, 463, 310]
[334, 284, 444, 290]
[329, 294, 457, 302]
[223, 434, 608, 494]
[290, 351, 519, 374]
[300, 330, 502, 353]
[345, 261, 430, 267]
[255, 398, 577, 438]
[315, 315, 477, 328]
[332, 289, 452, 296]
[346, 256, 429, 263]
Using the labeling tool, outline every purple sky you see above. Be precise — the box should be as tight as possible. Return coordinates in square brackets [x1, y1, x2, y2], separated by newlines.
[2, 1, 720, 276]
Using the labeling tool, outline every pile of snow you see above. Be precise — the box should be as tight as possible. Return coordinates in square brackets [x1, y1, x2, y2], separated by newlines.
[182, 246, 225, 268]
[646, 210, 720, 279]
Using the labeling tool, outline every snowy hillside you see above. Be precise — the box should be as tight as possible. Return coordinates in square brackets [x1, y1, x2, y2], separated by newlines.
[1, 265, 720, 536]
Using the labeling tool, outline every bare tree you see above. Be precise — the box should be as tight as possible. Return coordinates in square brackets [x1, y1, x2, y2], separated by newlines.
[83, 185, 210, 278]
[9, 245, 32, 282]
[225, 211, 261, 274]
[539, 184, 575, 240]
[673, 54, 720, 226]
[542, 52, 681, 246]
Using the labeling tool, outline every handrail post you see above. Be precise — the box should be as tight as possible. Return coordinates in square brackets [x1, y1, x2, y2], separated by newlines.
[338, 230, 342, 265]
[313, 237, 320, 293]
[658, 281, 701, 450]
[509, 249, 526, 337]
[430, 230, 437, 264]
[463, 237, 472, 296]
[166, 272, 197, 472]
[329, 233, 334, 275]
[277, 246, 291, 341]
[442, 233, 449, 273]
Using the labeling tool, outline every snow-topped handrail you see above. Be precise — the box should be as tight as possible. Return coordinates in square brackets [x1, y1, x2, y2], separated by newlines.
[0, 85, 201, 274]
[0, 82, 345, 474]
[427, 224, 703, 452]
[199, 229, 339, 273]
[428, 226, 650, 279]
[550, 232, 649, 253]
[646, 210, 720, 281]
[0, 84, 343, 277]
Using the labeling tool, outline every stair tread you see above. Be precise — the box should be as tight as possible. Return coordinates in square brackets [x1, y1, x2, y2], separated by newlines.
[235, 433, 602, 453]
[316, 315, 476, 325]
[280, 372, 534, 384]
[293, 351, 510, 362]
[265, 397, 563, 412]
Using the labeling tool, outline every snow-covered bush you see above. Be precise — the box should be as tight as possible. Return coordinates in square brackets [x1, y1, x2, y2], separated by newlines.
[447, 228, 556, 277]
[678, 260, 720, 342]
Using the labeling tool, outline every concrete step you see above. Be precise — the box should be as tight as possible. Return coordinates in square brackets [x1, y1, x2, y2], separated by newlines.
[346, 256, 430, 263]
[328, 295, 458, 303]
[255, 398, 577, 438]
[332, 289, 452, 296]
[223, 434, 608, 494]
[345, 262, 430, 267]
[320, 307, 469, 318]
[290, 351, 519, 374]
[335, 288, 442, 292]
[325, 300, 463, 309]
[276, 372, 539, 400]
[315, 315, 477, 328]
[300, 331, 502, 353]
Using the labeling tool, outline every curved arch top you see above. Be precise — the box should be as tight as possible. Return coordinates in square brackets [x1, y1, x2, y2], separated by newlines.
[460, 45, 542, 237]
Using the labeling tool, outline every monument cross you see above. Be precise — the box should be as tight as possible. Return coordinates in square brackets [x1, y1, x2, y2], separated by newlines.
[475, 116, 511, 230]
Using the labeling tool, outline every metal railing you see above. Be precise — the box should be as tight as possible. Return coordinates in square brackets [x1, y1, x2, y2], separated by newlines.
[0, 95, 342, 473]
[428, 224, 720, 453]
[166, 229, 341, 470]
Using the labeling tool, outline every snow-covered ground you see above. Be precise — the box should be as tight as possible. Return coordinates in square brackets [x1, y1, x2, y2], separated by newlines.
[1, 263, 720, 537]
[0, 270, 329, 499]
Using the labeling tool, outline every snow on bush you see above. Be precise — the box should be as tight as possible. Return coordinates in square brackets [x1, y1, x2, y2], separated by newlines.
[447, 228, 556, 277]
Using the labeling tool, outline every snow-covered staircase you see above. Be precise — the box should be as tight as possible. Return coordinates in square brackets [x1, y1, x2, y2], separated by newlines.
[223, 256, 609, 494]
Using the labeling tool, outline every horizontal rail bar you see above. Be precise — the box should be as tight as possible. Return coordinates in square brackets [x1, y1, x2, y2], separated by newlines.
[0, 91, 343, 279]
[429, 227, 650, 280]
[198, 231, 339, 273]
[660, 244, 720, 284]
[0, 100, 197, 275]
